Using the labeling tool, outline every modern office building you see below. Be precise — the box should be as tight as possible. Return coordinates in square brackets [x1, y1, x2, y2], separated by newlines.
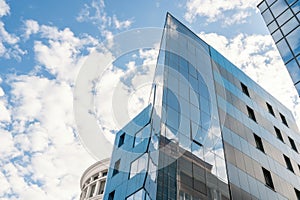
[258, 0, 300, 95]
[80, 158, 110, 200]
[103, 13, 300, 199]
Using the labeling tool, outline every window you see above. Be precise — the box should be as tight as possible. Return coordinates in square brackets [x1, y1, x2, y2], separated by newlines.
[92, 174, 98, 181]
[289, 137, 298, 152]
[274, 126, 284, 142]
[266, 102, 275, 116]
[134, 124, 150, 147]
[295, 188, 300, 200]
[102, 170, 108, 177]
[98, 180, 105, 195]
[284, 155, 294, 173]
[280, 113, 288, 127]
[254, 133, 265, 153]
[108, 190, 115, 200]
[247, 106, 256, 122]
[112, 159, 120, 176]
[241, 82, 250, 97]
[129, 153, 148, 179]
[118, 132, 125, 147]
[89, 183, 96, 197]
[262, 167, 274, 190]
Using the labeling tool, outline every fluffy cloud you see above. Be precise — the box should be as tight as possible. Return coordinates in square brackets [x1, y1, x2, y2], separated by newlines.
[0, 1, 26, 60]
[76, 0, 133, 32]
[198, 32, 300, 123]
[184, 0, 261, 24]
[0, 0, 9, 17]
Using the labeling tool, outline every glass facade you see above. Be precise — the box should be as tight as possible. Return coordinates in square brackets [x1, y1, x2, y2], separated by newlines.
[258, 0, 300, 95]
[104, 13, 300, 200]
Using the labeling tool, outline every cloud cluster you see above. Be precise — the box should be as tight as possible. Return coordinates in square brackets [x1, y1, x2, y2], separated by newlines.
[76, 0, 133, 42]
[184, 0, 261, 25]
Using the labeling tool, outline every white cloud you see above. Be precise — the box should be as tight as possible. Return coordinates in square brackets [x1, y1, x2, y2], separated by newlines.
[76, 0, 132, 32]
[184, 0, 261, 24]
[224, 11, 251, 26]
[113, 15, 132, 29]
[198, 32, 300, 124]
[0, 0, 9, 17]
[23, 19, 39, 39]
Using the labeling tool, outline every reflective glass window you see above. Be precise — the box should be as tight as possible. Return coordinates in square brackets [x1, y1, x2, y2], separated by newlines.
[286, 26, 300, 57]
[276, 8, 293, 25]
[262, 9, 274, 24]
[281, 17, 298, 35]
[291, 1, 300, 13]
[112, 159, 120, 176]
[286, 0, 297, 5]
[277, 38, 293, 62]
[286, 59, 300, 83]
[134, 124, 150, 147]
[129, 153, 148, 178]
[268, 20, 279, 33]
[270, 0, 288, 17]
[258, 1, 268, 13]
[272, 28, 283, 42]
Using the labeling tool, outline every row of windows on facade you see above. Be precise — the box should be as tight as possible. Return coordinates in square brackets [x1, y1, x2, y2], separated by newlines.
[82, 180, 106, 199]
[241, 82, 299, 154]
[83, 170, 108, 189]
[241, 81, 300, 198]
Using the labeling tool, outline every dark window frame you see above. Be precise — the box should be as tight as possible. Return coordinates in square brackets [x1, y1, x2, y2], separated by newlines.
[274, 126, 284, 142]
[118, 132, 125, 147]
[266, 102, 275, 116]
[241, 82, 250, 97]
[262, 167, 275, 190]
[283, 154, 294, 173]
[295, 188, 300, 200]
[289, 136, 298, 152]
[247, 106, 257, 122]
[280, 113, 288, 127]
[254, 133, 265, 153]
[108, 190, 115, 200]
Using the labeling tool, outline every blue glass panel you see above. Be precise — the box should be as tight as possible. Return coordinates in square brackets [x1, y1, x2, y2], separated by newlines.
[291, 1, 300, 13]
[271, 28, 283, 42]
[258, 1, 268, 13]
[166, 88, 179, 111]
[286, 26, 300, 56]
[286, 59, 300, 83]
[286, 0, 297, 5]
[166, 106, 179, 130]
[268, 20, 278, 33]
[281, 17, 298, 35]
[277, 38, 293, 62]
[262, 9, 274, 25]
[276, 8, 293, 25]
[270, 0, 288, 17]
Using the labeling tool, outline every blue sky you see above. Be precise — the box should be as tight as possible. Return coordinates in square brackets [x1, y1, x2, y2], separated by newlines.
[0, 0, 299, 199]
